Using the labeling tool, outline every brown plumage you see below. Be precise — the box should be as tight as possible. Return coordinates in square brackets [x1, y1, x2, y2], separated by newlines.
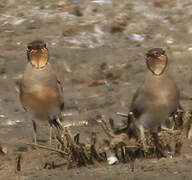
[19, 40, 64, 145]
[130, 48, 180, 149]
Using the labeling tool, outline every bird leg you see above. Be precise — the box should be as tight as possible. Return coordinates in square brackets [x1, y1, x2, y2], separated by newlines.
[49, 125, 53, 146]
[32, 120, 37, 145]
[135, 122, 148, 152]
[140, 126, 148, 152]
[128, 113, 148, 151]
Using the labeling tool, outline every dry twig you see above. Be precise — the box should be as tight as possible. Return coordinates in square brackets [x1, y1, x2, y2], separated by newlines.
[25, 143, 68, 155]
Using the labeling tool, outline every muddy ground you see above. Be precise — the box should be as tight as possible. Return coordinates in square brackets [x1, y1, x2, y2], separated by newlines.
[1, 0, 192, 179]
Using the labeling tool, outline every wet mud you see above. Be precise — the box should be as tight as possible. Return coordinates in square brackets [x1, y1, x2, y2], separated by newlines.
[1, 0, 192, 179]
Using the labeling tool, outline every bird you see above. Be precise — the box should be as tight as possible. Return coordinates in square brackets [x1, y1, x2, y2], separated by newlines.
[129, 48, 180, 150]
[19, 40, 64, 145]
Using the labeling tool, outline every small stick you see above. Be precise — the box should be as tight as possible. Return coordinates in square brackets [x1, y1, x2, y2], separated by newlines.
[124, 145, 139, 149]
[160, 128, 180, 134]
[63, 61, 71, 73]
[116, 112, 128, 118]
[64, 128, 75, 146]
[25, 143, 68, 155]
[100, 116, 114, 139]
[16, 154, 22, 172]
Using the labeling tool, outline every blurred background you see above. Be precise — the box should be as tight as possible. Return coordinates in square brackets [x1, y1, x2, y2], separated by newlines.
[0, 0, 192, 129]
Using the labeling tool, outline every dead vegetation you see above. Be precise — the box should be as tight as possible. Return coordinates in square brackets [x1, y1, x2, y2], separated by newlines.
[24, 109, 192, 170]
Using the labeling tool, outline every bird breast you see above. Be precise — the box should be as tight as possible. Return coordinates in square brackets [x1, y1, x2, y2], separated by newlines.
[144, 72, 179, 108]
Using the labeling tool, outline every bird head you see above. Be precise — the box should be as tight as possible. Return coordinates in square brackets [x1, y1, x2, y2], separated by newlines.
[27, 40, 48, 69]
[146, 48, 167, 76]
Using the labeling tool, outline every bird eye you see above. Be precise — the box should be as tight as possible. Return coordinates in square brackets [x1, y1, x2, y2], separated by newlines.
[27, 45, 32, 51]
[36, 44, 41, 49]
[153, 51, 159, 57]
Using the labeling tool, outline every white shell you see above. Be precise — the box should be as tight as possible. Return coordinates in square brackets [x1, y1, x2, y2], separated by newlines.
[107, 156, 118, 165]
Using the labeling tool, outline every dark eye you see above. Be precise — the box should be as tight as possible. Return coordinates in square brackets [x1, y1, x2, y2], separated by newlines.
[44, 43, 47, 48]
[27, 45, 32, 51]
[36, 44, 41, 49]
[153, 51, 159, 57]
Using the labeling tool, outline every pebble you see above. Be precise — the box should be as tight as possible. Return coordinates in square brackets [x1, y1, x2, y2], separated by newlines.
[132, 33, 145, 42]
[107, 155, 118, 165]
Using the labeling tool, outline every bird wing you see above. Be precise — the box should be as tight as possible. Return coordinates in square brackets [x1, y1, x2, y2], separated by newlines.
[130, 86, 146, 118]
[15, 79, 28, 111]
[57, 78, 64, 111]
